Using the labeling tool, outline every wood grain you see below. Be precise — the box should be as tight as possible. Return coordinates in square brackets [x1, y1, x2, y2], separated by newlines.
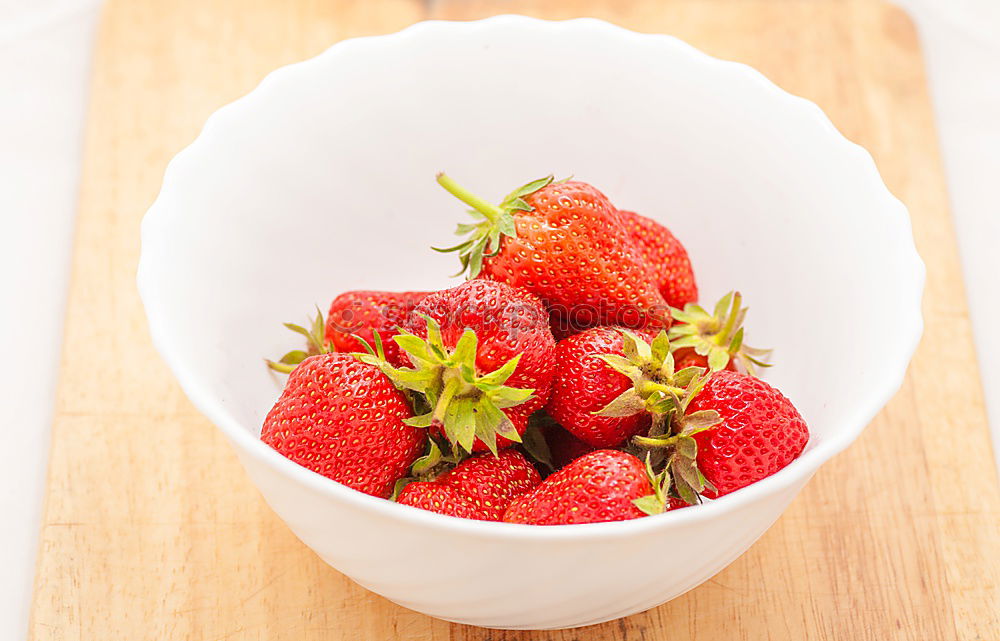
[30, 1, 1000, 639]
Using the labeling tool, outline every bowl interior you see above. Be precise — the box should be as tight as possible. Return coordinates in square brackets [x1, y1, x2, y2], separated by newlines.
[140, 17, 922, 503]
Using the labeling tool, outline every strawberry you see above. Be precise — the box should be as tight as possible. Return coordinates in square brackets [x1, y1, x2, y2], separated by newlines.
[503, 450, 680, 525]
[396, 449, 541, 520]
[618, 209, 698, 309]
[439, 449, 541, 519]
[544, 327, 653, 448]
[559, 328, 724, 504]
[684, 369, 809, 497]
[260, 353, 425, 498]
[397, 482, 489, 520]
[435, 174, 670, 335]
[669, 291, 771, 374]
[382, 279, 556, 454]
[541, 419, 596, 470]
[325, 290, 428, 367]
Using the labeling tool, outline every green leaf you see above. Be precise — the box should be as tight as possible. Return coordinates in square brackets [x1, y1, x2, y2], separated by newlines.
[265, 359, 297, 374]
[658, 346, 676, 379]
[439, 397, 473, 454]
[650, 330, 671, 365]
[618, 329, 652, 362]
[667, 335, 700, 349]
[477, 423, 499, 456]
[486, 228, 502, 256]
[713, 292, 733, 321]
[450, 398, 478, 453]
[672, 366, 702, 387]
[496, 421, 522, 444]
[669, 308, 699, 326]
[646, 391, 679, 416]
[451, 329, 479, 368]
[431, 240, 473, 254]
[674, 455, 705, 494]
[743, 345, 772, 357]
[633, 494, 665, 516]
[680, 410, 722, 434]
[478, 396, 519, 444]
[283, 319, 326, 354]
[478, 353, 522, 386]
[592, 354, 644, 381]
[708, 346, 730, 372]
[389, 477, 414, 501]
[282, 322, 312, 340]
[594, 388, 646, 417]
[647, 413, 670, 439]
[520, 419, 554, 471]
[467, 239, 485, 277]
[384, 367, 438, 394]
[675, 435, 698, 460]
[459, 362, 478, 384]
[393, 334, 436, 364]
[729, 326, 745, 354]
[507, 197, 531, 212]
[497, 212, 517, 237]
[421, 315, 444, 350]
[410, 440, 443, 474]
[674, 476, 699, 506]
[501, 175, 554, 207]
[490, 386, 534, 408]
[403, 413, 435, 428]
[278, 350, 308, 365]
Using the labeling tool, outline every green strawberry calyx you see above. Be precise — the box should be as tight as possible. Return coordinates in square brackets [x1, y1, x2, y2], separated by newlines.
[593, 329, 722, 505]
[433, 173, 554, 278]
[265, 307, 331, 373]
[668, 291, 772, 374]
[360, 314, 535, 456]
[388, 435, 467, 501]
[593, 329, 705, 420]
[633, 453, 675, 516]
[632, 396, 720, 506]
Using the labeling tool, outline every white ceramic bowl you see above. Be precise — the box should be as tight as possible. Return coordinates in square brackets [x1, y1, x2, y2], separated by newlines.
[138, 16, 924, 629]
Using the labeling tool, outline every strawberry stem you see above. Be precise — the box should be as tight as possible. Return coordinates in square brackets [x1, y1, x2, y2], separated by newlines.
[633, 434, 680, 449]
[436, 173, 502, 223]
[432, 372, 463, 423]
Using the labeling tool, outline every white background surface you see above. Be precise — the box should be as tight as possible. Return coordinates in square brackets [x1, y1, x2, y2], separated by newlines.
[0, 0, 997, 638]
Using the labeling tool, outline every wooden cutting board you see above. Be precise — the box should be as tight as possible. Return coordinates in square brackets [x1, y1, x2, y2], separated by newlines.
[29, 0, 1000, 639]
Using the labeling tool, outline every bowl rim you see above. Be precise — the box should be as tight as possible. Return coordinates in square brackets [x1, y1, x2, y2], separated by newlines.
[137, 14, 926, 539]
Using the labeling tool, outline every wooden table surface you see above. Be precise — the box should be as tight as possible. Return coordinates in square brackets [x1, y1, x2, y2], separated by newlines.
[29, 1, 1000, 639]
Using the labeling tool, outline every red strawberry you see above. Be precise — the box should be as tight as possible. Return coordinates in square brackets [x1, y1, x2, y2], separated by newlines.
[685, 370, 809, 497]
[397, 482, 488, 520]
[439, 449, 541, 519]
[387, 279, 556, 454]
[396, 449, 541, 521]
[548, 328, 721, 505]
[503, 450, 676, 525]
[545, 327, 652, 448]
[542, 420, 596, 470]
[669, 291, 771, 374]
[325, 290, 428, 367]
[260, 353, 425, 498]
[436, 174, 670, 335]
[618, 209, 697, 309]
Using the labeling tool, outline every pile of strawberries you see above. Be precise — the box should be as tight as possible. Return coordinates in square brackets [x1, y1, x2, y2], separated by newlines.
[261, 174, 809, 525]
